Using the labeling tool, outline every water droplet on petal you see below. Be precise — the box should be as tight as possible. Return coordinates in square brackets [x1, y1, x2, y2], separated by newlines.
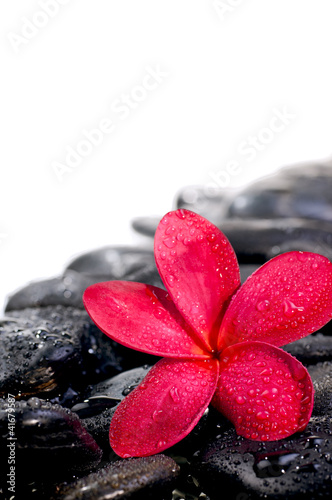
[190, 303, 200, 315]
[282, 299, 304, 318]
[169, 386, 181, 403]
[152, 410, 164, 422]
[293, 364, 307, 381]
[207, 233, 216, 242]
[256, 300, 271, 312]
[165, 225, 176, 235]
[256, 411, 270, 420]
[175, 210, 186, 219]
[163, 237, 176, 248]
[297, 252, 308, 262]
[153, 307, 166, 320]
[165, 275, 175, 288]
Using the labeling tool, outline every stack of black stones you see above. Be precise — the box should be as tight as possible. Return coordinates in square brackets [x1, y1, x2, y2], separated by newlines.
[1, 162, 332, 499]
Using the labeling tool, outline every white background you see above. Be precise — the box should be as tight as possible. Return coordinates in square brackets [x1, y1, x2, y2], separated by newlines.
[1, 0, 332, 311]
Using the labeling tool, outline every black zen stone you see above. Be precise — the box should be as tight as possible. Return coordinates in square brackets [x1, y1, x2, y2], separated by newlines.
[193, 417, 332, 500]
[213, 218, 332, 263]
[131, 216, 160, 238]
[0, 310, 82, 399]
[4, 270, 94, 311]
[308, 362, 332, 417]
[53, 455, 180, 500]
[227, 163, 332, 222]
[71, 366, 151, 451]
[175, 185, 233, 226]
[65, 245, 164, 288]
[0, 398, 102, 486]
[283, 333, 332, 365]
[131, 217, 332, 263]
[0, 306, 125, 400]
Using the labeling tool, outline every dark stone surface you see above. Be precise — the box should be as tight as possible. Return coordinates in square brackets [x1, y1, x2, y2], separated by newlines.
[131, 216, 160, 238]
[0, 309, 82, 399]
[54, 455, 180, 500]
[217, 218, 332, 262]
[85, 365, 152, 403]
[175, 185, 233, 226]
[65, 246, 164, 288]
[78, 406, 117, 455]
[5, 247, 166, 313]
[0, 398, 102, 482]
[4, 270, 94, 312]
[308, 362, 332, 417]
[227, 163, 332, 222]
[72, 366, 152, 451]
[0, 306, 125, 400]
[131, 216, 332, 263]
[193, 417, 332, 499]
[239, 264, 260, 284]
[174, 164, 332, 226]
[283, 333, 332, 365]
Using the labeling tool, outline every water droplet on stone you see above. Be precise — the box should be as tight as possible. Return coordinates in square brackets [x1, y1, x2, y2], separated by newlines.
[27, 397, 41, 408]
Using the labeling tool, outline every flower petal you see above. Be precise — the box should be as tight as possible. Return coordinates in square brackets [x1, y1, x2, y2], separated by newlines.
[212, 341, 314, 441]
[109, 357, 219, 457]
[218, 251, 332, 350]
[83, 281, 210, 358]
[154, 209, 240, 350]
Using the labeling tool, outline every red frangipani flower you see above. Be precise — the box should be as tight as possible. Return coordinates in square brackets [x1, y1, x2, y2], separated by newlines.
[83, 209, 332, 458]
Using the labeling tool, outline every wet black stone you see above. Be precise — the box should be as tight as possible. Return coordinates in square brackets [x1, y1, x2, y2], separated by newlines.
[54, 455, 180, 500]
[0, 398, 102, 485]
[131, 216, 160, 238]
[4, 270, 94, 312]
[83, 365, 152, 410]
[72, 366, 152, 451]
[78, 406, 117, 454]
[65, 246, 163, 288]
[0, 306, 124, 399]
[308, 362, 332, 417]
[0, 311, 82, 399]
[239, 264, 260, 284]
[175, 185, 234, 226]
[193, 416, 332, 500]
[227, 163, 332, 222]
[131, 217, 332, 263]
[166, 407, 229, 466]
[283, 334, 332, 365]
[214, 218, 332, 263]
